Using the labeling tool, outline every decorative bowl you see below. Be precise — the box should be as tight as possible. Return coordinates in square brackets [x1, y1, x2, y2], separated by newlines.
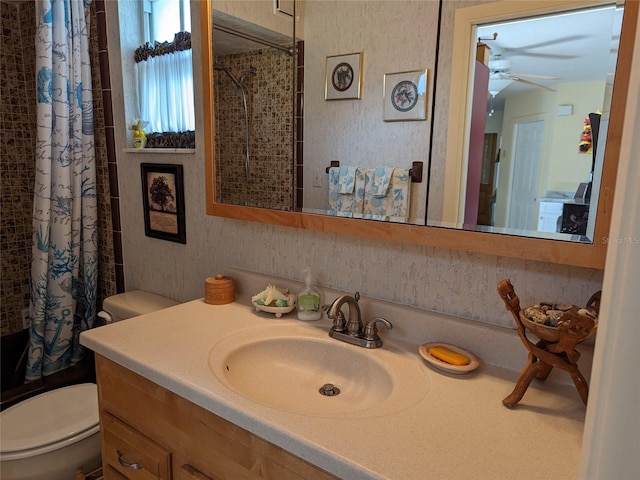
[519, 309, 597, 343]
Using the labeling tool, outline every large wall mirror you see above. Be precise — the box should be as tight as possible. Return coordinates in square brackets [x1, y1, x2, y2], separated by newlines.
[429, 0, 626, 245]
[201, 0, 638, 268]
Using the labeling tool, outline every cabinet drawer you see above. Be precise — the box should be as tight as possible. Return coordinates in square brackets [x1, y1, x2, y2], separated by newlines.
[105, 465, 129, 479]
[102, 412, 171, 480]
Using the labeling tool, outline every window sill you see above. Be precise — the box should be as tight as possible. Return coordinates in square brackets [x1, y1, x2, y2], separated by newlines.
[123, 148, 196, 154]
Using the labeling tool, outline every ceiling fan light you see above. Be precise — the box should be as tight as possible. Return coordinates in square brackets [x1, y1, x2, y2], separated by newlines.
[488, 77, 514, 96]
[488, 58, 511, 71]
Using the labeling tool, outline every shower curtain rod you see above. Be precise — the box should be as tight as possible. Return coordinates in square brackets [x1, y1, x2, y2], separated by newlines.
[213, 24, 294, 55]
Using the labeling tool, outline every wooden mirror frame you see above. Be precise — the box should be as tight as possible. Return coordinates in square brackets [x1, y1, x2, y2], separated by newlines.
[201, 0, 638, 269]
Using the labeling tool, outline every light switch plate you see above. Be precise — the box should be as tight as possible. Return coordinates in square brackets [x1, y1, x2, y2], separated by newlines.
[313, 170, 322, 187]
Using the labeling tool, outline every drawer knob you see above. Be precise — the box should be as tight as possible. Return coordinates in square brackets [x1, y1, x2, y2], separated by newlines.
[117, 449, 143, 470]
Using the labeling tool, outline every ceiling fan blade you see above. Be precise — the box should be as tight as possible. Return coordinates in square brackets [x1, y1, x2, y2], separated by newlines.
[509, 51, 577, 60]
[509, 72, 560, 80]
[509, 75, 557, 92]
[492, 47, 575, 60]
[510, 35, 590, 51]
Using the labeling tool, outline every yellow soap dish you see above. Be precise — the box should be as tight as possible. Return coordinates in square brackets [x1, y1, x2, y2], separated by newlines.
[419, 342, 480, 375]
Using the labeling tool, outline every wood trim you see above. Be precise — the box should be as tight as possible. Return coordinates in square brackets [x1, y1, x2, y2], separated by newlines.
[201, 0, 639, 270]
[592, 0, 639, 256]
[211, 203, 605, 268]
[200, 0, 215, 216]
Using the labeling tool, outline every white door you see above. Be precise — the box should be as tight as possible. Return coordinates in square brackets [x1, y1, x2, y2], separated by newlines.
[508, 120, 544, 231]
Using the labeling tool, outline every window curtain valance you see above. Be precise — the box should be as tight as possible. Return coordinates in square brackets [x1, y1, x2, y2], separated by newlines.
[134, 31, 191, 62]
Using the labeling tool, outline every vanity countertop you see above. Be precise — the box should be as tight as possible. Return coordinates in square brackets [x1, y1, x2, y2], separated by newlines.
[81, 298, 587, 480]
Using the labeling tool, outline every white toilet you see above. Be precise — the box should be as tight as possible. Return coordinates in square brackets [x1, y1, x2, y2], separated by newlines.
[0, 291, 178, 480]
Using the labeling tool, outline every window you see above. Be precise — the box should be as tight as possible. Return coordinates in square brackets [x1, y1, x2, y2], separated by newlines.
[143, 0, 191, 44]
[136, 0, 194, 135]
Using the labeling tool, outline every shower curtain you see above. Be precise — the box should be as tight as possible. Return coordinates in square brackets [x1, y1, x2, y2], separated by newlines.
[26, 0, 97, 382]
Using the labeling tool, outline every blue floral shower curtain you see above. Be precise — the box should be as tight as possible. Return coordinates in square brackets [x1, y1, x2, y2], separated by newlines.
[26, 0, 97, 381]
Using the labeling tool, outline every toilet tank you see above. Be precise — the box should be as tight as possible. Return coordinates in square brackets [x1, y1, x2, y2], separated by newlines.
[100, 291, 179, 323]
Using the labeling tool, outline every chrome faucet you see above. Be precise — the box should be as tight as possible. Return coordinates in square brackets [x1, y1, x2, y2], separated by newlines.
[326, 292, 393, 348]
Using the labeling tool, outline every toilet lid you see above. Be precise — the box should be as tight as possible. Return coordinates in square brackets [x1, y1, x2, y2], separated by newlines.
[0, 383, 99, 455]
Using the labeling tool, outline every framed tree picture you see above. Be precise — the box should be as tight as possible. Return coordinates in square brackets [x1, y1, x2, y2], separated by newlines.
[383, 69, 428, 121]
[325, 52, 363, 100]
[140, 163, 186, 243]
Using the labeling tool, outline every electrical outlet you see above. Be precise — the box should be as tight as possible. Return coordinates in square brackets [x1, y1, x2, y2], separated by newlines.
[313, 169, 322, 187]
[21, 308, 30, 329]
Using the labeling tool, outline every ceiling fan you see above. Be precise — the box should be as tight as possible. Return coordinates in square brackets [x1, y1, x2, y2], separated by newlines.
[488, 50, 558, 95]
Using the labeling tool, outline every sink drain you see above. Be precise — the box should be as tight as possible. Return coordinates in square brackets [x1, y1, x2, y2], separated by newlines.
[319, 383, 340, 396]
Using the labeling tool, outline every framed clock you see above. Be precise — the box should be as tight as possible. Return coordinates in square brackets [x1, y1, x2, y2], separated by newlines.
[383, 69, 428, 121]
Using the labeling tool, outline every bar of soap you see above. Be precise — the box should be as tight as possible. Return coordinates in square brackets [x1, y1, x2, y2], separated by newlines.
[428, 345, 470, 366]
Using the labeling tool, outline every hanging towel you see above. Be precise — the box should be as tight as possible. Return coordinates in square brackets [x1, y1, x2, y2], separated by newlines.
[354, 167, 367, 217]
[363, 168, 411, 222]
[328, 167, 366, 217]
[337, 166, 356, 194]
[371, 166, 394, 197]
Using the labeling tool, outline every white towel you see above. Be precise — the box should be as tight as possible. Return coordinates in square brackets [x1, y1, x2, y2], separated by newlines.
[363, 168, 411, 222]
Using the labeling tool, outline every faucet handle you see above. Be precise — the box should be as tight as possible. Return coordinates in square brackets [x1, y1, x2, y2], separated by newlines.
[363, 317, 393, 341]
[332, 311, 347, 332]
[325, 304, 347, 333]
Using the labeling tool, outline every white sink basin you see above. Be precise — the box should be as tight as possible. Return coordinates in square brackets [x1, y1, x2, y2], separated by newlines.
[208, 323, 429, 417]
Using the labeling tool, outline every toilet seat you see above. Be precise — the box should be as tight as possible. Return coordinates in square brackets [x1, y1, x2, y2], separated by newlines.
[0, 383, 100, 461]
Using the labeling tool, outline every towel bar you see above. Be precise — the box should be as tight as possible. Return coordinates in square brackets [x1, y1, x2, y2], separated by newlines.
[325, 161, 423, 183]
[325, 160, 340, 174]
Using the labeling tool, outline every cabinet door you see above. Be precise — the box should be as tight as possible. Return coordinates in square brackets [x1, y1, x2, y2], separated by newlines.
[102, 412, 171, 480]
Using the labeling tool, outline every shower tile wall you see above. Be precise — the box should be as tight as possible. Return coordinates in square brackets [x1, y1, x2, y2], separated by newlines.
[0, 1, 116, 336]
[1, 0, 38, 336]
[91, 0, 118, 311]
[214, 48, 295, 209]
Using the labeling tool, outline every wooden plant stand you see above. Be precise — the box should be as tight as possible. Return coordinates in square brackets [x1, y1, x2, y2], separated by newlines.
[497, 279, 599, 408]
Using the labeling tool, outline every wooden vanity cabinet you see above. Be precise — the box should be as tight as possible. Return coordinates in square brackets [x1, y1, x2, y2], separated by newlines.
[95, 355, 338, 480]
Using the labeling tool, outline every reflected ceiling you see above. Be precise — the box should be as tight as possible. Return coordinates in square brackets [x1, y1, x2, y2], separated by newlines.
[478, 5, 622, 106]
[213, 11, 292, 55]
